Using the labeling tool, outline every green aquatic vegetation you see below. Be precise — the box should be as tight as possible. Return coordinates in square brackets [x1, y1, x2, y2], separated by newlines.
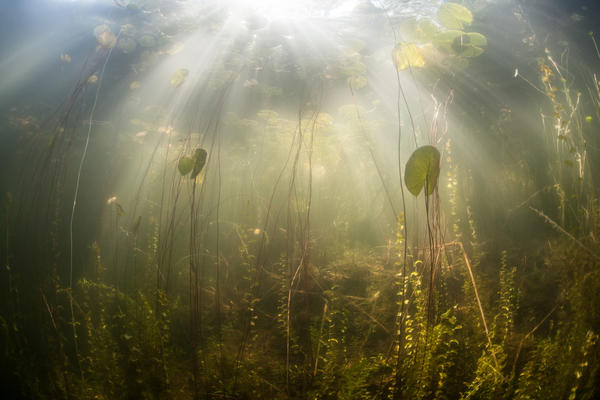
[169, 68, 189, 87]
[94, 24, 116, 48]
[177, 155, 194, 175]
[5, 1, 600, 399]
[130, 216, 142, 236]
[404, 145, 441, 196]
[393, 42, 426, 70]
[137, 33, 157, 48]
[433, 30, 487, 57]
[400, 18, 439, 44]
[117, 36, 137, 54]
[190, 148, 207, 179]
[438, 2, 473, 30]
[348, 75, 368, 90]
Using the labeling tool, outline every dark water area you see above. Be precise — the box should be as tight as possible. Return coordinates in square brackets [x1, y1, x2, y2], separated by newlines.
[1, 0, 600, 398]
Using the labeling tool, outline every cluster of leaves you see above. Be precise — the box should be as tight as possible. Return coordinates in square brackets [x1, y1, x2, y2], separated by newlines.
[393, 2, 488, 72]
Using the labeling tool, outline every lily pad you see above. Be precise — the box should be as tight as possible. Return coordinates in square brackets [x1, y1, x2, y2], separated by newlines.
[94, 25, 116, 48]
[404, 145, 441, 196]
[416, 18, 439, 42]
[97, 31, 116, 48]
[117, 37, 137, 53]
[170, 69, 189, 87]
[434, 30, 487, 57]
[138, 34, 156, 48]
[438, 2, 473, 30]
[348, 75, 368, 90]
[178, 156, 194, 176]
[393, 42, 425, 70]
[452, 32, 487, 57]
[190, 148, 207, 179]
[402, 18, 439, 43]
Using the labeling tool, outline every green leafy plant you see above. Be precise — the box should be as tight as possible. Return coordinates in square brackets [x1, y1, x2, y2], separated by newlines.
[178, 148, 208, 179]
[404, 145, 441, 196]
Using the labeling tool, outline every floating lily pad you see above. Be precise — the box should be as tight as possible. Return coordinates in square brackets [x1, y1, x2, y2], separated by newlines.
[170, 68, 189, 87]
[404, 145, 441, 196]
[434, 30, 487, 57]
[393, 42, 425, 70]
[401, 18, 439, 43]
[348, 75, 368, 90]
[94, 25, 116, 48]
[117, 37, 137, 53]
[93, 24, 111, 38]
[138, 34, 156, 48]
[438, 2, 473, 30]
[120, 24, 136, 36]
[165, 41, 184, 55]
[416, 18, 439, 42]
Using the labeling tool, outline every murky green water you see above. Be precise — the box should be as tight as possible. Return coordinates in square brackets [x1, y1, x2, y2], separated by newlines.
[1, 0, 600, 398]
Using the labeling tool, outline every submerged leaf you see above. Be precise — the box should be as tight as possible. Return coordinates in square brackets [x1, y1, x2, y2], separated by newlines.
[115, 203, 125, 217]
[178, 156, 194, 176]
[393, 42, 425, 70]
[404, 145, 441, 196]
[191, 148, 208, 179]
[438, 2, 473, 30]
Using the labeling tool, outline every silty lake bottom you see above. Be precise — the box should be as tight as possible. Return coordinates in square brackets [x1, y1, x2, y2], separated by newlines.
[1, 0, 600, 398]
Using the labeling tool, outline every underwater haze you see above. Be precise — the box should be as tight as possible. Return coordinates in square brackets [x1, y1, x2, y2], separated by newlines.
[2, 0, 600, 398]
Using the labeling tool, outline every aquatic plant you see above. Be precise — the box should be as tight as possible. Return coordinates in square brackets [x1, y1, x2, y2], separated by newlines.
[2, 0, 600, 399]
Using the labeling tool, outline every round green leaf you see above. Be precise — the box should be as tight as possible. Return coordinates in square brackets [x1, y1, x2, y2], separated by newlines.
[433, 30, 464, 53]
[178, 156, 194, 176]
[393, 42, 426, 71]
[170, 68, 189, 88]
[466, 32, 487, 46]
[404, 145, 441, 196]
[434, 30, 487, 57]
[417, 18, 438, 42]
[438, 3, 473, 30]
[399, 18, 438, 43]
[190, 148, 207, 179]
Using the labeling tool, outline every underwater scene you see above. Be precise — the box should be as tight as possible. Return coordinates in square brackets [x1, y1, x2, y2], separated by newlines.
[1, 0, 600, 398]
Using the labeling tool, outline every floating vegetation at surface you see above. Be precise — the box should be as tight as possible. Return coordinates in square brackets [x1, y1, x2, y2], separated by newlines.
[438, 2, 473, 30]
[393, 42, 426, 70]
[2, 0, 600, 399]
[170, 68, 189, 87]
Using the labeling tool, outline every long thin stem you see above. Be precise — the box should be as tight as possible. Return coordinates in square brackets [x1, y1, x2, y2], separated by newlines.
[457, 241, 502, 378]
[68, 36, 117, 382]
